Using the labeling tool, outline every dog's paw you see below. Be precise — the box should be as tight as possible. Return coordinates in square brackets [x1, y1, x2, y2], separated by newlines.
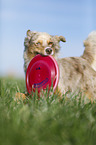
[15, 92, 26, 102]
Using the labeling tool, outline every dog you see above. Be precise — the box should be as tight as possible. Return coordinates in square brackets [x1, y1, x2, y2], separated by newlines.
[23, 30, 96, 102]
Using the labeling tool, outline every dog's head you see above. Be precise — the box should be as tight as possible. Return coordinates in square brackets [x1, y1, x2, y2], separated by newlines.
[24, 30, 66, 58]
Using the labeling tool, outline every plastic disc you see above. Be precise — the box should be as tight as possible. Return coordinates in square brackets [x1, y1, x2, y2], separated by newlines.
[26, 54, 59, 94]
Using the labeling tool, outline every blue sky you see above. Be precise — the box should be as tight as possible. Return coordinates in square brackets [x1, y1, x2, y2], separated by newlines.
[0, 0, 96, 77]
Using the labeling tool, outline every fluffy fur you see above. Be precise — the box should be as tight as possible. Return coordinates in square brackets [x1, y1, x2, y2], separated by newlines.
[82, 31, 96, 71]
[24, 30, 96, 102]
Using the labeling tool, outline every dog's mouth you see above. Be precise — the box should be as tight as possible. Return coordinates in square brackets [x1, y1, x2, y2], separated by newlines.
[34, 47, 54, 56]
[34, 51, 40, 55]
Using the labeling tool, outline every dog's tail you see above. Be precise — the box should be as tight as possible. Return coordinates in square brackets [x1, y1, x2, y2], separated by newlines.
[82, 31, 96, 71]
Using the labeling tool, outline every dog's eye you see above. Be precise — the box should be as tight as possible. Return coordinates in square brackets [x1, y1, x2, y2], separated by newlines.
[36, 42, 41, 46]
[48, 42, 54, 47]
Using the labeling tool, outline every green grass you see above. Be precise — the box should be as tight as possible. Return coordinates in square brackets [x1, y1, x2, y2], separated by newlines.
[0, 78, 96, 145]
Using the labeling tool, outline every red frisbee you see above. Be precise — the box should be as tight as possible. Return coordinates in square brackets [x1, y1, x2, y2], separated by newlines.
[26, 54, 59, 94]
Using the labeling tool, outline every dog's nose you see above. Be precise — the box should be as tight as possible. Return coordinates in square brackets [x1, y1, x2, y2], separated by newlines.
[45, 47, 52, 55]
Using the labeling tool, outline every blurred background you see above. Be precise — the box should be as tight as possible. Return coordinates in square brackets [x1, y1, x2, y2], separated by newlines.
[0, 0, 96, 78]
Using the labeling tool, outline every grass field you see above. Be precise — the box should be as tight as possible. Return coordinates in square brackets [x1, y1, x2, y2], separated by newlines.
[0, 78, 96, 145]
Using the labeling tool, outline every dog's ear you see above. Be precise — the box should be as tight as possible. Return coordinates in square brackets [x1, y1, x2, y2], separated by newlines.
[27, 30, 31, 36]
[55, 35, 66, 42]
[59, 36, 66, 42]
[24, 30, 38, 47]
[24, 30, 33, 47]
[27, 30, 37, 36]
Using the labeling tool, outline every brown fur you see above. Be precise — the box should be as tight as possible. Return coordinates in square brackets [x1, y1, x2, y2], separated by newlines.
[23, 30, 96, 102]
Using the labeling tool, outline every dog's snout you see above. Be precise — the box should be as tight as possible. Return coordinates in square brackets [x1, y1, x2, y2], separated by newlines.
[45, 47, 52, 55]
